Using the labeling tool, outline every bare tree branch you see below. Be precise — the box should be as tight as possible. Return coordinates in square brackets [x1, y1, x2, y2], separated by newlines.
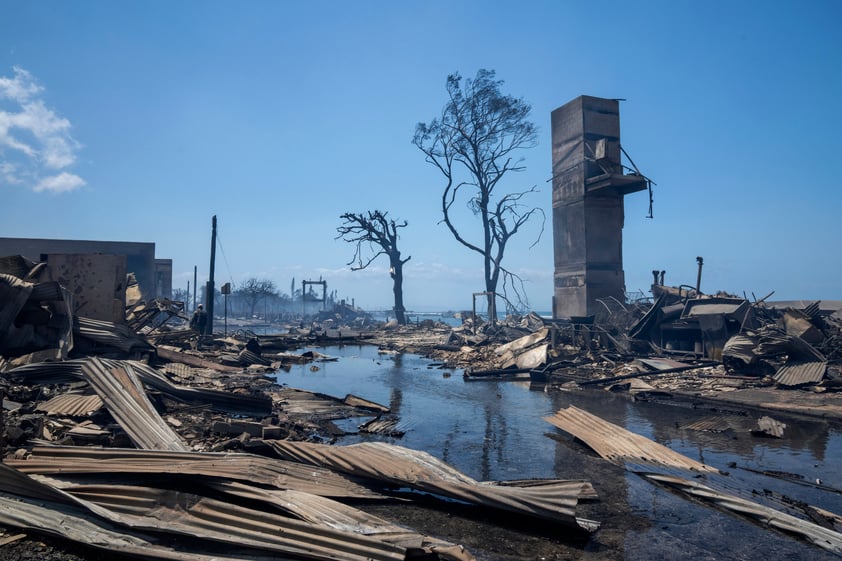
[336, 210, 411, 324]
[413, 69, 544, 320]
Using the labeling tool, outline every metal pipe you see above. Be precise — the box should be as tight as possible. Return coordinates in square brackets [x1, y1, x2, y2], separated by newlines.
[206, 216, 217, 335]
[695, 256, 704, 295]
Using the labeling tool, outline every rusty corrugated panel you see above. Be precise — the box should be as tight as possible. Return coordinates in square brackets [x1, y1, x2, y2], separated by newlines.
[156, 346, 241, 372]
[679, 416, 733, 433]
[35, 479, 411, 561]
[0, 493, 222, 561]
[5, 360, 81, 383]
[206, 482, 475, 559]
[28, 281, 65, 301]
[8, 359, 272, 417]
[643, 473, 842, 555]
[125, 359, 273, 416]
[76, 317, 154, 354]
[359, 417, 404, 436]
[268, 441, 599, 532]
[774, 361, 827, 387]
[0, 274, 34, 338]
[80, 357, 188, 451]
[7, 446, 384, 499]
[0, 464, 419, 561]
[276, 388, 387, 420]
[36, 393, 103, 416]
[544, 406, 718, 473]
[637, 357, 691, 370]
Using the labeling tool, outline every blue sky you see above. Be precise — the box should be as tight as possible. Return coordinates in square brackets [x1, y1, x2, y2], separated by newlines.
[1, 1, 840, 312]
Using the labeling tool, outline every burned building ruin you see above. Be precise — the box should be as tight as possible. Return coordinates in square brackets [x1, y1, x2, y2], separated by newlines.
[551, 96, 648, 319]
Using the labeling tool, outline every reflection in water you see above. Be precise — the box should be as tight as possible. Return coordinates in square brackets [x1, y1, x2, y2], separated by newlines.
[276, 345, 842, 561]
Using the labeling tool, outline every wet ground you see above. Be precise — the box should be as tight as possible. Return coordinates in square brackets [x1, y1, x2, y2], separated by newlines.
[277, 344, 842, 561]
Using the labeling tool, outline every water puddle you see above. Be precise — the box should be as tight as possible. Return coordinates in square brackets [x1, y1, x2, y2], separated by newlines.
[276, 344, 842, 560]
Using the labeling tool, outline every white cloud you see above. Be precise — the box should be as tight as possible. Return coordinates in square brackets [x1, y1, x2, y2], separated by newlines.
[0, 66, 42, 102]
[0, 66, 84, 192]
[34, 172, 85, 193]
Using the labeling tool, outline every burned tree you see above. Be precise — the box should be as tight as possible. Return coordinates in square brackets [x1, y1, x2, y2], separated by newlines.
[413, 69, 543, 321]
[235, 278, 277, 319]
[336, 211, 411, 324]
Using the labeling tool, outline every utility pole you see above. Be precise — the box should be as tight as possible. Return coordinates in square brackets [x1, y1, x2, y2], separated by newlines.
[193, 265, 197, 313]
[205, 215, 217, 335]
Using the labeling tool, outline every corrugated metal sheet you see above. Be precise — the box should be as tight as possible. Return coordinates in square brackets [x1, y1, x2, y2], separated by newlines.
[0, 464, 425, 561]
[36, 393, 103, 416]
[679, 416, 734, 433]
[125, 359, 273, 416]
[7, 446, 384, 499]
[643, 473, 842, 555]
[76, 317, 154, 354]
[80, 357, 188, 451]
[39, 480, 411, 561]
[8, 358, 272, 417]
[275, 388, 387, 420]
[1, 360, 178, 451]
[682, 298, 749, 319]
[359, 417, 405, 436]
[637, 358, 691, 371]
[156, 346, 241, 373]
[28, 281, 65, 301]
[544, 406, 718, 473]
[204, 482, 473, 558]
[268, 440, 599, 532]
[774, 361, 827, 387]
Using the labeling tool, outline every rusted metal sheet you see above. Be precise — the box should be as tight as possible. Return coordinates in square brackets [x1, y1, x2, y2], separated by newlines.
[680, 416, 734, 433]
[7, 446, 384, 499]
[774, 361, 827, 387]
[126, 359, 273, 416]
[76, 316, 154, 354]
[3, 359, 182, 450]
[156, 345, 242, 372]
[36, 393, 103, 416]
[359, 416, 405, 437]
[39, 480, 411, 561]
[495, 328, 549, 356]
[0, 464, 424, 561]
[205, 482, 475, 559]
[637, 357, 691, 370]
[342, 394, 390, 412]
[643, 473, 842, 555]
[10, 358, 186, 450]
[515, 343, 548, 369]
[0, 273, 73, 361]
[79, 357, 188, 451]
[548, 408, 842, 554]
[275, 387, 388, 420]
[682, 298, 749, 320]
[0, 493, 228, 561]
[544, 406, 718, 473]
[783, 308, 824, 344]
[8, 358, 273, 417]
[268, 440, 599, 531]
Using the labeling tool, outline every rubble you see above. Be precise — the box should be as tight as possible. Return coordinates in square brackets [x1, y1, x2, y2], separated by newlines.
[3, 249, 842, 559]
[544, 405, 842, 555]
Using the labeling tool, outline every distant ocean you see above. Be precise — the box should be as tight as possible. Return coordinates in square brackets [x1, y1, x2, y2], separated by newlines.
[372, 310, 553, 327]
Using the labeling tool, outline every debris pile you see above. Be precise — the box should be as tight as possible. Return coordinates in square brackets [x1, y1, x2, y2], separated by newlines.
[0, 256, 603, 560]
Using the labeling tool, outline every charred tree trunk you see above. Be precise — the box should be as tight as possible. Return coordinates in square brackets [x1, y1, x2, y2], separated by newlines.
[390, 252, 407, 325]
